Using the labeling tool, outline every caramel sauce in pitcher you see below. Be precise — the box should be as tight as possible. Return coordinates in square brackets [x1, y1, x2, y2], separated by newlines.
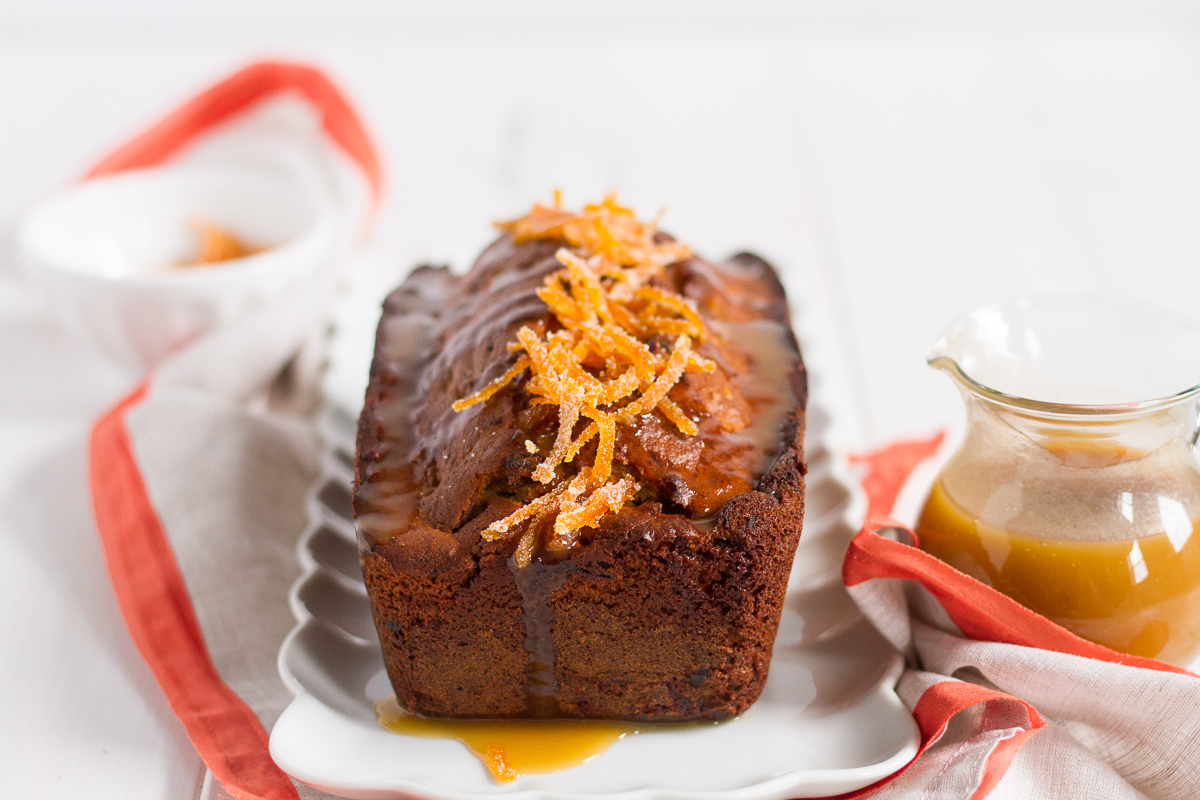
[917, 439, 1200, 664]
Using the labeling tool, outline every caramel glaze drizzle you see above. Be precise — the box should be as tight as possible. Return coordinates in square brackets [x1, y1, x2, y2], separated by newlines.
[452, 193, 719, 566]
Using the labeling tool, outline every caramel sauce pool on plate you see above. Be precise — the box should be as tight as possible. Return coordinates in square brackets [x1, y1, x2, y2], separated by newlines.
[375, 695, 641, 782]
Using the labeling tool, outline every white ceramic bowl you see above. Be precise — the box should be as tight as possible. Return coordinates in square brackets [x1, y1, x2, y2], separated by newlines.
[18, 164, 339, 371]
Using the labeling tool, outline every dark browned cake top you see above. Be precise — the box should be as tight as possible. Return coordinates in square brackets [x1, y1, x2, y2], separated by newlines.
[354, 229, 805, 566]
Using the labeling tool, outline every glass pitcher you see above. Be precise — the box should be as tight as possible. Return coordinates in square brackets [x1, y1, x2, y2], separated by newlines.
[916, 296, 1200, 665]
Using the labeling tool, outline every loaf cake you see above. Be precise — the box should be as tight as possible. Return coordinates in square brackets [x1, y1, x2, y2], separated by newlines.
[354, 195, 807, 721]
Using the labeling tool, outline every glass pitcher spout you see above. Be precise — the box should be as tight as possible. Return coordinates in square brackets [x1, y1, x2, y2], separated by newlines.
[927, 295, 1200, 460]
[926, 295, 1200, 413]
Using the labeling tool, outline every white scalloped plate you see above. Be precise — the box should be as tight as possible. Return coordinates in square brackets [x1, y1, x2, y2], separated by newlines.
[269, 361, 919, 800]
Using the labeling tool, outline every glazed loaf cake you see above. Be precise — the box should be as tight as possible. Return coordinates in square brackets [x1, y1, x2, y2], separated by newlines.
[354, 198, 807, 721]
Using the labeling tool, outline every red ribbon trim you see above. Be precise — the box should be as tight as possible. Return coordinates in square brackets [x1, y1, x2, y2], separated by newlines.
[85, 60, 383, 205]
[827, 679, 1045, 800]
[847, 432, 944, 522]
[914, 681, 1046, 800]
[89, 385, 299, 799]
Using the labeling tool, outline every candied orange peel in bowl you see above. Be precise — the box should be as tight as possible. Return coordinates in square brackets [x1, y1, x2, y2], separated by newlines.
[452, 193, 716, 565]
[179, 220, 263, 267]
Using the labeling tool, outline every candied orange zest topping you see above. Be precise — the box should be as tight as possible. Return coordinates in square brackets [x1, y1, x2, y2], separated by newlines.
[635, 287, 705, 339]
[463, 193, 714, 560]
[534, 396, 581, 484]
[484, 746, 519, 783]
[562, 422, 599, 464]
[581, 407, 617, 486]
[657, 396, 698, 437]
[481, 472, 587, 541]
[453, 356, 532, 411]
[550, 476, 640, 551]
[512, 530, 538, 570]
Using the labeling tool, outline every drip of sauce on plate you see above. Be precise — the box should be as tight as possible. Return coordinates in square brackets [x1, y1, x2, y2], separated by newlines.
[375, 694, 638, 781]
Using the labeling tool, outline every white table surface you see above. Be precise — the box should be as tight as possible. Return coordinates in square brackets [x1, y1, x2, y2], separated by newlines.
[5, 3, 1200, 797]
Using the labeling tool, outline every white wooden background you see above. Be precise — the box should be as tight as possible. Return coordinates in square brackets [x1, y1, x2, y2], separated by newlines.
[4, 2, 1200, 797]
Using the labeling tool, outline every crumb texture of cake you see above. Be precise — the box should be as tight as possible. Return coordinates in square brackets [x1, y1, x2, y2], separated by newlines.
[354, 198, 807, 721]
